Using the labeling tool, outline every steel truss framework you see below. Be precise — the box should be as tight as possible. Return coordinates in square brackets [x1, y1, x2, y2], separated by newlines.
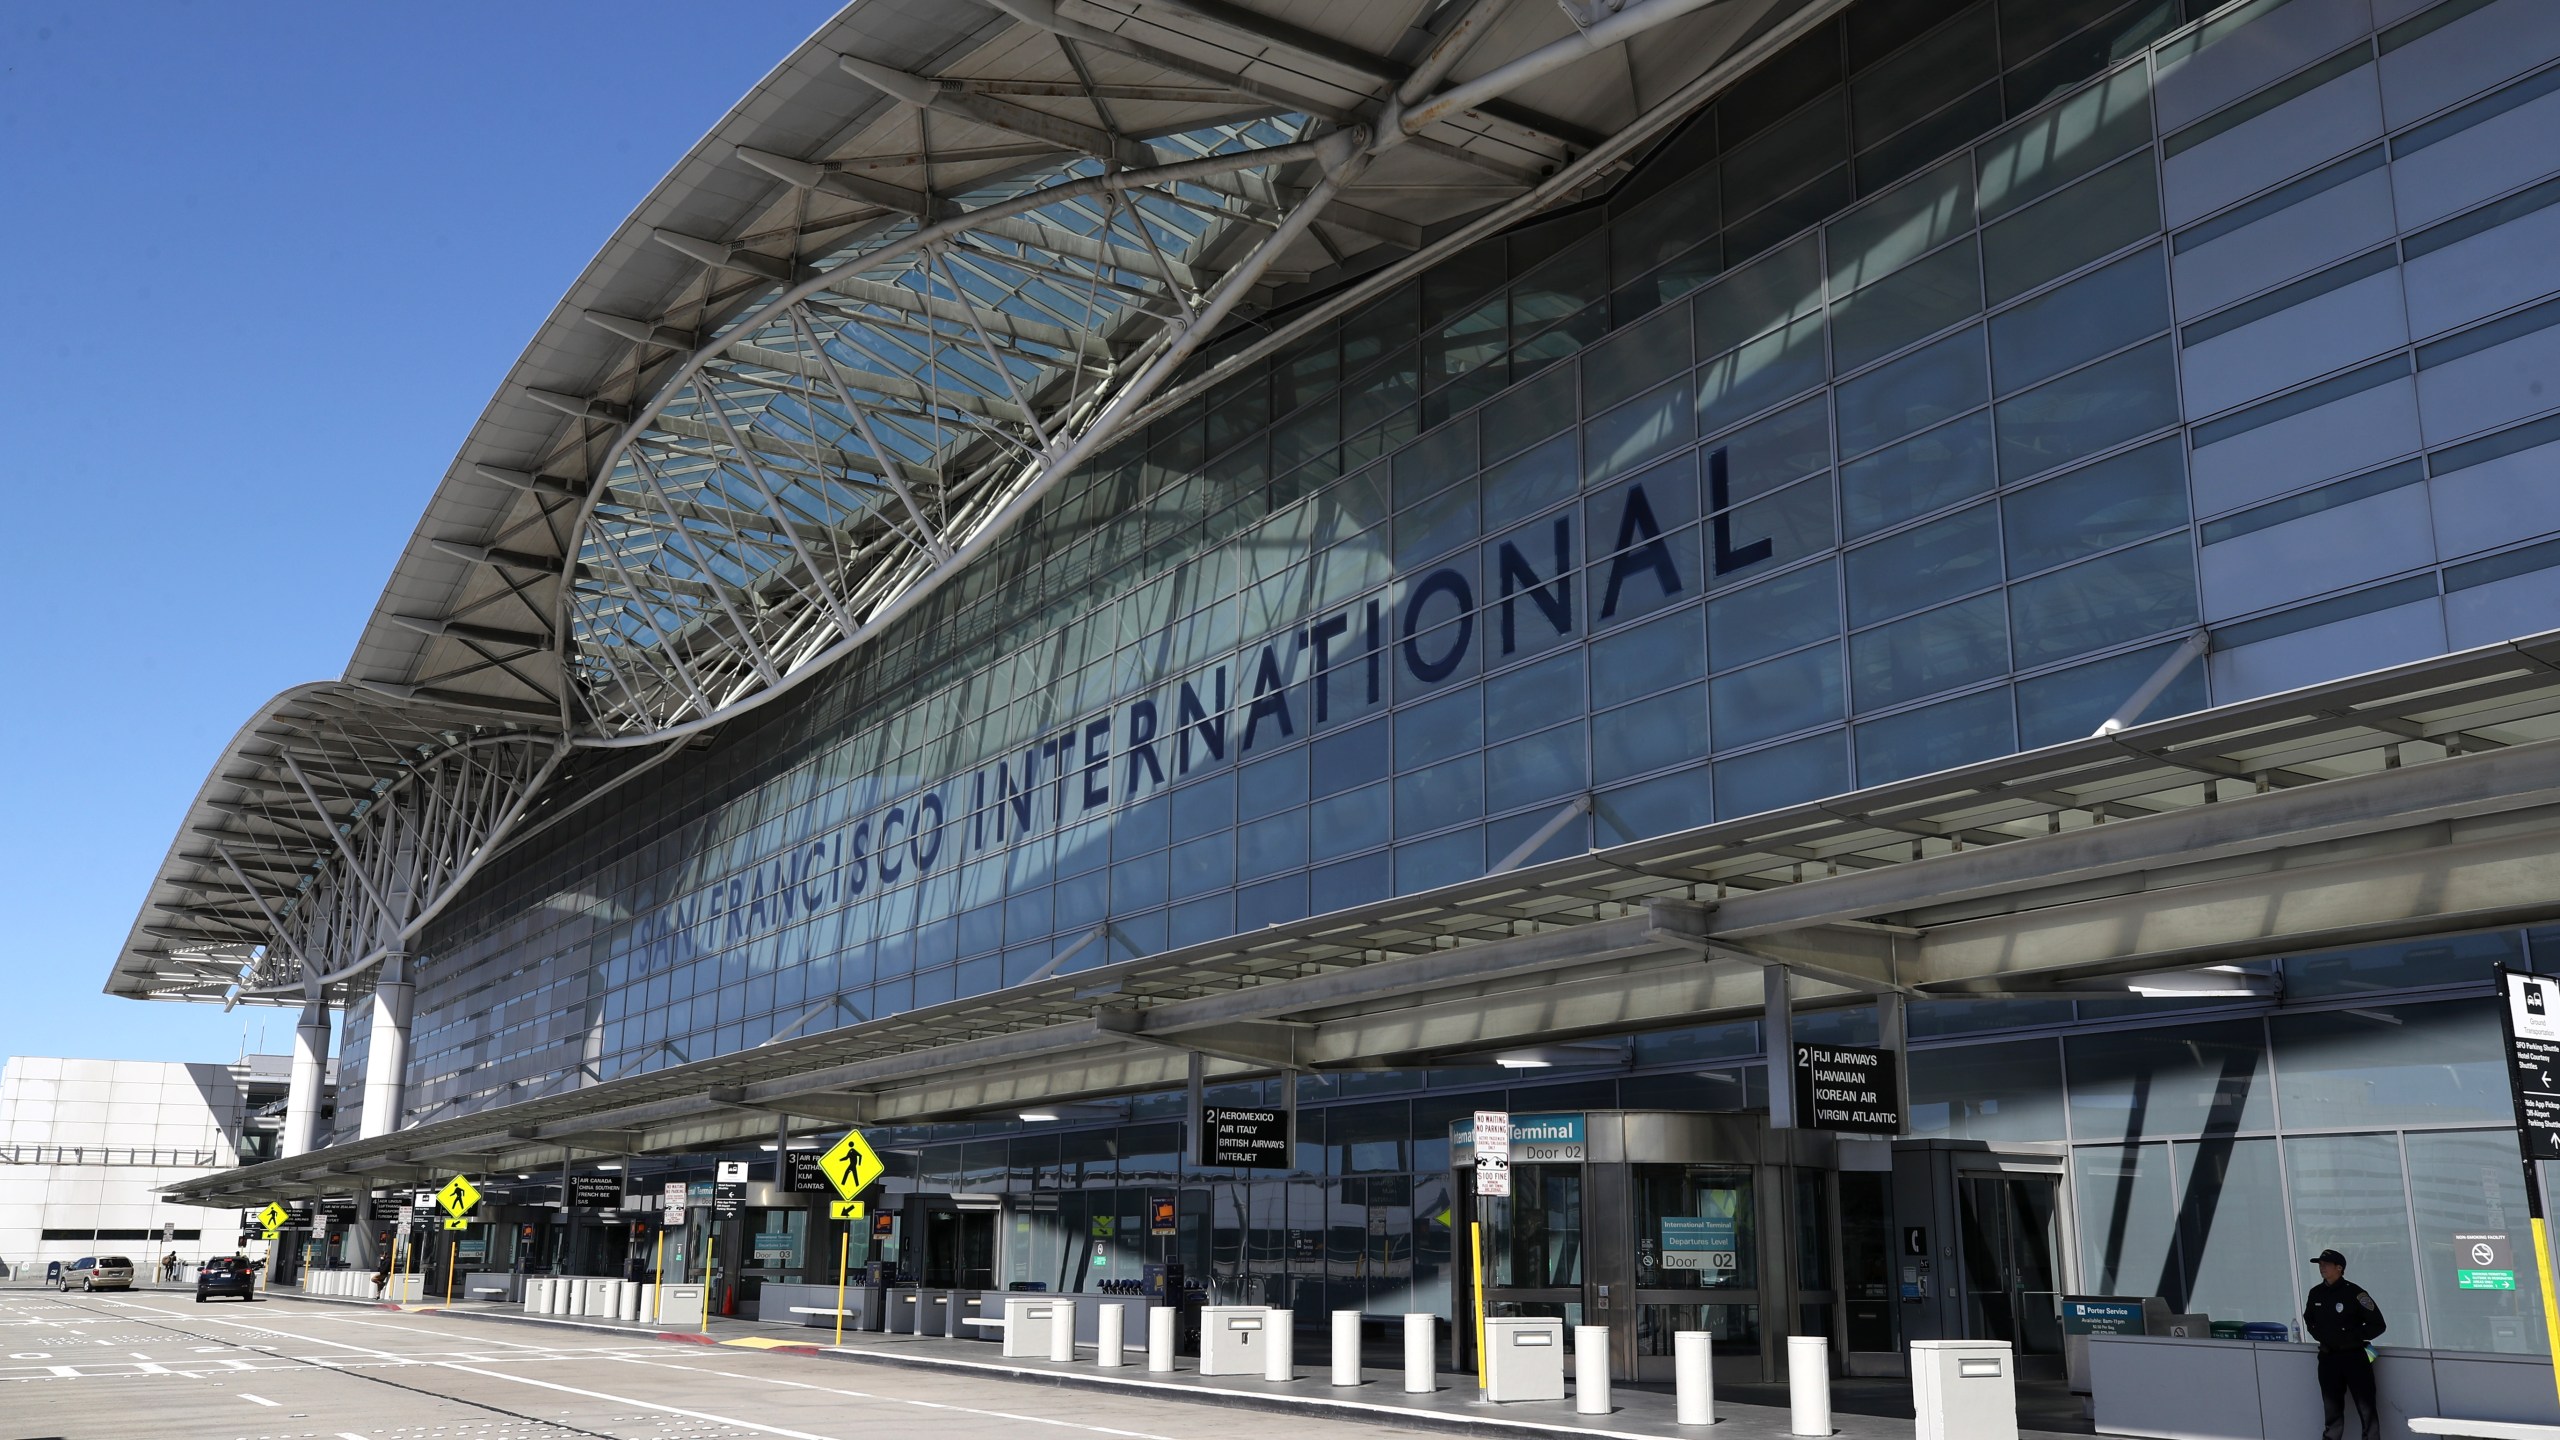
[114, 0, 1840, 1008]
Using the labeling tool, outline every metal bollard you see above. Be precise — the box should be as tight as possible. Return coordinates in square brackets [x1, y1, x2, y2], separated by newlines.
[1331, 1310, 1361, 1386]
[1675, 1330, 1715, 1425]
[1788, 1335, 1831, 1437]
[1148, 1305, 1177, 1373]
[1265, 1307, 1294, 1382]
[1574, 1325, 1611, 1416]
[1098, 1303, 1126, 1368]
[1403, 1313, 1435, 1393]
[1049, 1299, 1076, 1363]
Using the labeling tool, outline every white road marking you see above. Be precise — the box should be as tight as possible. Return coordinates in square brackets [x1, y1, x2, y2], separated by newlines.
[239, 1391, 279, 1406]
[609, 1357, 1182, 1440]
[432, 1363, 842, 1440]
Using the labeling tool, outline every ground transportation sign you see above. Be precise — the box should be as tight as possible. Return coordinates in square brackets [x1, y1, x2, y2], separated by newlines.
[2499, 969, 2560, 1159]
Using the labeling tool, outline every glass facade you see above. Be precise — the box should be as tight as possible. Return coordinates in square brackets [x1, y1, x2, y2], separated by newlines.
[330, 0, 2560, 1355]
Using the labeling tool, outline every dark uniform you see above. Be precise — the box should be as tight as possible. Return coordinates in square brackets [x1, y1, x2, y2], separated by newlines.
[2303, 1267, 2387, 1440]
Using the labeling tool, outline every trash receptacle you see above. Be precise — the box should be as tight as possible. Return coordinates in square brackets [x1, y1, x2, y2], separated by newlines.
[1002, 1296, 1060, 1359]
[1911, 1340, 2016, 1440]
[1199, 1305, 1273, 1376]
[1484, 1317, 1567, 1403]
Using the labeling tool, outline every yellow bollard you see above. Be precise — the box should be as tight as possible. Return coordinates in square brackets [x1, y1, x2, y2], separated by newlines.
[652, 1231, 665, 1322]
[835, 1227, 850, 1348]
[1470, 1221, 1488, 1393]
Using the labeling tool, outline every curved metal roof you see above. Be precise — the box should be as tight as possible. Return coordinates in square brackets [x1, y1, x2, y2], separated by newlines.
[112, 0, 1839, 1004]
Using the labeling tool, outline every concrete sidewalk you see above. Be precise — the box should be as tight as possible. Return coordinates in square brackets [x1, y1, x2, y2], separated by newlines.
[256, 1288, 2085, 1440]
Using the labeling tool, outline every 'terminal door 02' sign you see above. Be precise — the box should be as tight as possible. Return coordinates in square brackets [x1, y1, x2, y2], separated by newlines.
[1793, 1044, 1904, 1134]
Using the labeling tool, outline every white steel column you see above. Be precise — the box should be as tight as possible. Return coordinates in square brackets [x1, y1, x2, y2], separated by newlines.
[359, 954, 415, 1139]
[282, 997, 332, 1158]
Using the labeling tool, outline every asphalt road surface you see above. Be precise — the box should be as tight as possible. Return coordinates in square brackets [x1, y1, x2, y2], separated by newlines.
[0, 1289, 1441, 1440]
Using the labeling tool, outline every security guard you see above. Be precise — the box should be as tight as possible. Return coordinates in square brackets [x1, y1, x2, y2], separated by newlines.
[2302, 1248, 2387, 1440]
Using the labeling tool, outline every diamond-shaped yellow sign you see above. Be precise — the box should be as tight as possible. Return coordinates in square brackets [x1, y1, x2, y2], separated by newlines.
[436, 1174, 482, 1219]
[256, 1202, 289, 1233]
[816, 1128, 883, 1200]
[830, 1199, 866, 1222]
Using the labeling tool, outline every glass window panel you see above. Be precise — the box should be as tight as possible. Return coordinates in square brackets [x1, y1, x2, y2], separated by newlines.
[1394, 476, 1480, 571]
[1851, 592, 2009, 710]
[1592, 606, 1707, 708]
[2008, 532, 2197, 666]
[1975, 63, 2151, 221]
[1841, 411, 1996, 540]
[1712, 395, 1832, 502]
[1845, 502, 2001, 627]
[1486, 722, 1588, 812]
[1993, 337, 2179, 483]
[1312, 720, 1389, 797]
[1831, 237, 1986, 375]
[1989, 246, 2169, 395]
[1593, 683, 1709, 784]
[1710, 641, 1843, 748]
[1837, 327, 1988, 458]
[1169, 833, 1232, 897]
[2405, 1130, 2548, 1354]
[1392, 421, 1478, 510]
[2075, 1143, 2178, 1298]
[1587, 379, 1697, 486]
[1239, 748, 1307, 819]
[2065, 1018, 2276, 1143]
[1614, 164, 1721, 283]
[1486, 650, 1584, 743]
[2284, 1133, 2420, 1338]
[1596, 761, 1716, 843]
[1237, 810, 1308, 881]
[1828, 152, 1978, 294]
[1712, 730, 1847, 817]
[2002, 437, 2188, 575]
[1694, 235, 1824, 360]
[2283, 931, 2521, 1000]
[1906, 1037, 2066, 1140]
[1395, 754, 1483, 837]
[1589, 458, 1704, 626]
[1850, 3, 1997, 149]
[1483, 432, 1580, 532]
[1585, 304, 1694, 413]
[1481, 362, 1579, 463]
[1707, 474, 1836, 592]
[1723, 94, 1848, 227]
[1854, 685, 2014, 784]
[2271, 1001, 2510, 1130]
[1310, 781, 1390, 860]
[1395, 685, 1481, 771]
[1395, 827, 1483, 893]
[1981, 151, 2161, 305]
[1699, 313, 1828, 436]
[1709, 559, 1840, 672]
[2170, 1137, 2296, 1326]
[2014, 638, 2210, 746]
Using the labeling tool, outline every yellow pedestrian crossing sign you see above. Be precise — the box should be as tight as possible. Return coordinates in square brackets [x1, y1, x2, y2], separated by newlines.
[256, 1202, 289, 1235]
[437, 1173, 482, 1219]
[830, 1199, 866, 1222]
[816, 1128, 882, 1200]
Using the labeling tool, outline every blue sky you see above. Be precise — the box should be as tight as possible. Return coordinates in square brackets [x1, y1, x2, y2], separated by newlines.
[0, 2, 840, 1067]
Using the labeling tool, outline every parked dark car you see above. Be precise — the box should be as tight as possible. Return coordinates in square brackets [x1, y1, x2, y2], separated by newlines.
[196, 1256, 258, 1303]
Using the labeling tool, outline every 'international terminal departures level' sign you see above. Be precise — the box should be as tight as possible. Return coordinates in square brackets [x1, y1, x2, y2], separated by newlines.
[1198, 1106, 1289, 1169]
[1792, 1044, 1904, 1134]
[2498, 967, 2560, 1160]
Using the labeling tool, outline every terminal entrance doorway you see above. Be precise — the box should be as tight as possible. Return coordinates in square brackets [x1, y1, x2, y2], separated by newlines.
[913, 1195, 999, 1291]
[1453, 1113, 2078, 1383]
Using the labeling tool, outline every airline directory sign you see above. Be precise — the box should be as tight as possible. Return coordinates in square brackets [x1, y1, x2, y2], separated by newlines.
[2498, 968, 2560, 1160]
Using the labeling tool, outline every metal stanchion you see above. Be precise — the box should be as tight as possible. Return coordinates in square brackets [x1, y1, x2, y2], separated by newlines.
[1675, 1330, 1715, 1425]
[1403, 1313, 1435, 1393]
[1574, 1325, 1611, 1415]
[1098, 1303, 1125, 1367]
[1788, 1335, 1831, 1437]
[1264, 1308, 1293, 1382]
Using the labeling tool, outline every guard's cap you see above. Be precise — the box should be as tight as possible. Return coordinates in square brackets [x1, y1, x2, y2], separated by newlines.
[2308, 1248, 2347, 1267]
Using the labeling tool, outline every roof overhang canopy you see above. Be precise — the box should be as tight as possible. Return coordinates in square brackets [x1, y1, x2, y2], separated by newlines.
[116, 0, 1850, 1004]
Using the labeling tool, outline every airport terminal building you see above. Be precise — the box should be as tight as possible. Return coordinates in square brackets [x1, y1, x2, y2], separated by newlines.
[114, 0, 2560, 1385]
